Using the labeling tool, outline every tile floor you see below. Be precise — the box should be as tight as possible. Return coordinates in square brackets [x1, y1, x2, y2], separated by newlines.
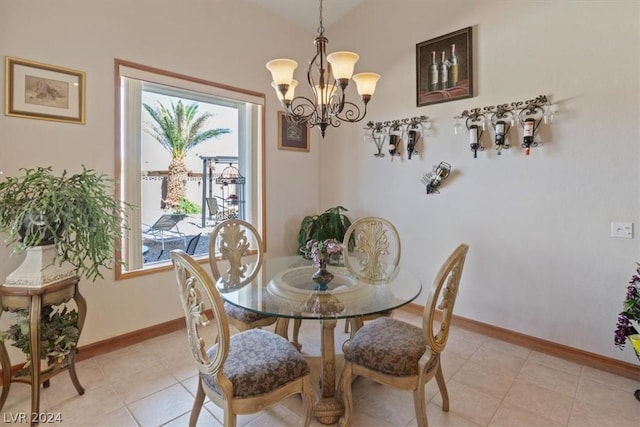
[2, 309, 639, 426]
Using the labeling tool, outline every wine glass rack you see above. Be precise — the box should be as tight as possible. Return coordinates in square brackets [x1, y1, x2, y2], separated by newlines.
[454, 95, 554, 157]
[363, 115, 429, 160]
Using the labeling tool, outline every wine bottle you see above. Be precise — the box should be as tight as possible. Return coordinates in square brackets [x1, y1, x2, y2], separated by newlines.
[407, 130, 417, 159]
[469, 125, 479, 158]
[389, 134, 399, 159]
[437, 51, 448, 90]
[448, 44, 458, 88]
[428, 51, 438, 92]
[523, 118, 535, 156]
[495, 120, 506, 155]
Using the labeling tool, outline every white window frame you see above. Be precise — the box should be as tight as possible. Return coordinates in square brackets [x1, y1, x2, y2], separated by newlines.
[114, 59, 265, 279]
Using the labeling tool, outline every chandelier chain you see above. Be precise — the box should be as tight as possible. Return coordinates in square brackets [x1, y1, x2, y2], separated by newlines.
[317, 0, 325, 35]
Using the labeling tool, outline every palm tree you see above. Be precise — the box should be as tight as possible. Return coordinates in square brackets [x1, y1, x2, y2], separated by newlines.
[143, 100, 230, 207]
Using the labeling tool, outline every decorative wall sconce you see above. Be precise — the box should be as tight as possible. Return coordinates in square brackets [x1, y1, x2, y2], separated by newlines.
[363, 115, 429, 160]
[454, 95, 554, 157]
[421, 161, 451, 194]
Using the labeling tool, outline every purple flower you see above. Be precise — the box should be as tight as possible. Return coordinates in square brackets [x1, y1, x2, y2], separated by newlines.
[306, 238, 343, 268]
[614, 263, 640, 350]
[614, 314, 631, 347]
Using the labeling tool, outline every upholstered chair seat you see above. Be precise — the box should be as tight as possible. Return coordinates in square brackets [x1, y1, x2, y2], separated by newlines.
[343, 317, 427, 376]
[203, 328, 310, 398]
[223, 301, 270, 325]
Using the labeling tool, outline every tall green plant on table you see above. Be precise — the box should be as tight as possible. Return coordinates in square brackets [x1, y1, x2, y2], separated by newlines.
[143, 100, 231, 208]
[297, 206, 353, 256]
[0, 166, 129, 373]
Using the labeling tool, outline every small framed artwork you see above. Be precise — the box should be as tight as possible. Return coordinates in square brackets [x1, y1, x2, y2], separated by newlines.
[4, 56, 86, 124]
[277, 110, 310, 152]
[416, 27, 473, 107]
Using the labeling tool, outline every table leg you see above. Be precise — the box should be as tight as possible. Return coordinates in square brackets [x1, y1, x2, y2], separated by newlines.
[313, 318, 344, 425]
[0, 311, 11, 411]
[274, 317, 302, 351]
[29, 295, 42, 424]
[69, 285, 86, 395]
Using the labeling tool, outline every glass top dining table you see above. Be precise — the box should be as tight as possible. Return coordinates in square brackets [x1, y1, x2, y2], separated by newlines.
[215, 255, 422, 424]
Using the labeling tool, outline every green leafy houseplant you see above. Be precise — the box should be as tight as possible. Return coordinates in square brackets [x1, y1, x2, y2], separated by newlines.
[297, 206, 353, 256]
[0, 166, 128, 281]
[0, 306, 79, 376]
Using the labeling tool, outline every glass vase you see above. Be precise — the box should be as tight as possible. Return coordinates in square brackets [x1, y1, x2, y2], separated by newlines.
[311, 260, 334, 291]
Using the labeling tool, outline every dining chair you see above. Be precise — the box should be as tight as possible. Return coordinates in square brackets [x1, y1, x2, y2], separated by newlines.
[338, 243, 469, 427]
[341, 216, 401, 337]
[209, 219, 301, 347]
[170, 250, 314, 427]
[208, 219, 276, 330]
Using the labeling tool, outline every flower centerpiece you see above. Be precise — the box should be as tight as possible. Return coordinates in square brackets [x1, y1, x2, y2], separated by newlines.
[306, 239, 343, 291]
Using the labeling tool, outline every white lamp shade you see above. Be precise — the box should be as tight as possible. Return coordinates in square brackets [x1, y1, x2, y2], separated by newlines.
[272, 80, 298, 102]
[352, 72, 380, 96]
[266, 59, 298, 85]
[327, 51, 359, 80]
[315, 84, 337, 106]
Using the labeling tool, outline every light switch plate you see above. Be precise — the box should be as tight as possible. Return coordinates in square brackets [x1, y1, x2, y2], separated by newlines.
[611, 222, 633, 238]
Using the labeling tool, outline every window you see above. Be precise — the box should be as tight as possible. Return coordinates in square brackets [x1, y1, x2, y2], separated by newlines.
[115, 60, 265, 278]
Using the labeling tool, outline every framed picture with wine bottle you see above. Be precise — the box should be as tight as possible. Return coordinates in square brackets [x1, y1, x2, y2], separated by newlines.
[416, 27, 473, 107]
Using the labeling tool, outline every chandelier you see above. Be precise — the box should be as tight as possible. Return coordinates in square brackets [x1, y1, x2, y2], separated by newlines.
[266, 0, 380, 138]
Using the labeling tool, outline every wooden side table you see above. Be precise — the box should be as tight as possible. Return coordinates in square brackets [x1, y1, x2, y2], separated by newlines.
[0, 277, 86, 418]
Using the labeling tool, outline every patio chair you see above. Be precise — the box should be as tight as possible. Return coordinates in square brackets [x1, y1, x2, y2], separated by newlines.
[206, 197, 221, 224]
[185, 233, 202, 256]
[143, 213, 187, 250]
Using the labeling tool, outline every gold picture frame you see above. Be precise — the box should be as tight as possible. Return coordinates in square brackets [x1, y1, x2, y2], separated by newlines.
[4, 56, 86, 124]
[277, 111, 310, 152]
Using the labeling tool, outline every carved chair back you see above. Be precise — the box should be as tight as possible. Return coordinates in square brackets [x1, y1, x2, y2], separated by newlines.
[208, 219, 264, 291]
[342, 216, 401, 283]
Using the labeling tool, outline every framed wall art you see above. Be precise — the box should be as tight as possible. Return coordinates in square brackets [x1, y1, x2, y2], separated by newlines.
[4, 56, 86, 124]
[277, 110, 310, 152]
[416, 27, 473, 107]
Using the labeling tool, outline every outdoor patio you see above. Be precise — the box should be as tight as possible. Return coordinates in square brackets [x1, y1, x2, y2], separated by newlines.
[142, 216, 213, 264]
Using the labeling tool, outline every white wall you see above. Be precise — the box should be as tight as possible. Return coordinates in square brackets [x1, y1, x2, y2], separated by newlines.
[320, 0, 640, 365]
[0, 0, 638, 367]
[0, 0, 320, 361]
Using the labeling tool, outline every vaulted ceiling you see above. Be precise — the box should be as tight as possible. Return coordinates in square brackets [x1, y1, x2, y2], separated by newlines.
[244, 0, 365, 33]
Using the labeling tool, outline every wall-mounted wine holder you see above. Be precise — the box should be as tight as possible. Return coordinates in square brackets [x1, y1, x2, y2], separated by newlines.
[454, 95, 554, 157]
[421, 161, 451, 194]
[363, 115, 429, 160]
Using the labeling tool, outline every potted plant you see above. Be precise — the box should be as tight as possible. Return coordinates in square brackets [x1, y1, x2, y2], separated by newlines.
[0, 165, 127, 282]
[0, 305, 79, 376]
[296, 206, 353, 256]
[614, 263, 640, 401]
[0, 166, 127, 374]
